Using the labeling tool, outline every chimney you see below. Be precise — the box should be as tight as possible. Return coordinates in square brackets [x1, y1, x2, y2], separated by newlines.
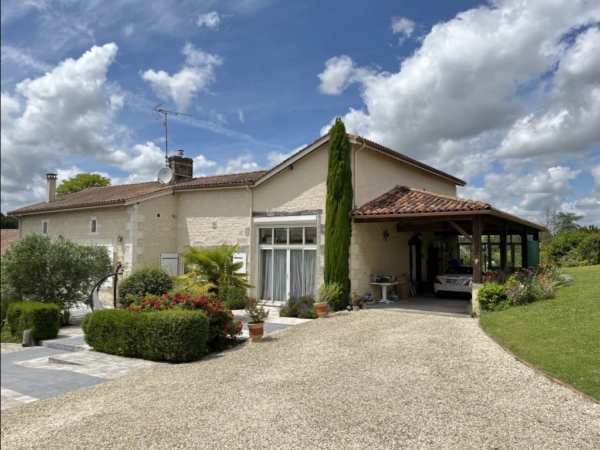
[46, 173, 58, 203]
[168, 150, 194, 184]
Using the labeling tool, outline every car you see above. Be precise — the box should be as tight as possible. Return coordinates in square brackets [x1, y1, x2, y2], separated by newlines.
[433, 266, 481, 298]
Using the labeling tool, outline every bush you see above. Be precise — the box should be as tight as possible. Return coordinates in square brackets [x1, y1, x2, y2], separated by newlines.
[82, 309, 209, 363]
[1, 285, 19, 322]
[6, 301, 61, 340]
[118, 265, 174, 307]
[280, 294, 318, 319]
[221, 285, 248, 310]
[127, 292, 243, 353]
[1, 233, 111, 311]
[477, 283, 508, 311]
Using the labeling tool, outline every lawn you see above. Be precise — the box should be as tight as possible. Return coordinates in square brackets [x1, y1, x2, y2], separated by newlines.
[480, 265, 600, 399]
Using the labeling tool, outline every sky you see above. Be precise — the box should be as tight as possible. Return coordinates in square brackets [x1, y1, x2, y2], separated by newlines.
[1, 0, 599, 226]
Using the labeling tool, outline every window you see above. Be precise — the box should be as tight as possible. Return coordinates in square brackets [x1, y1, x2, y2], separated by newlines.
[258, 226, 318, 301]
[90, 217, 98, 235]
[42, 220, 49, 235]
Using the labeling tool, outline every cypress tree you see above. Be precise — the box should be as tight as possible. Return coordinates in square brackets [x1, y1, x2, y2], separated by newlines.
[324, 118, 353, 310]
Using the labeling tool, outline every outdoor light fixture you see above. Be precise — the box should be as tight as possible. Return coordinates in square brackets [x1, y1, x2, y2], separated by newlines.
[117, 235, 123, 242]
[58, 235, 64, 240]
[383, 230, 390, 242]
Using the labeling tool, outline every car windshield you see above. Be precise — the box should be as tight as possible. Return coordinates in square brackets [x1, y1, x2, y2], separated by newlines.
[445, 266, 473, 275]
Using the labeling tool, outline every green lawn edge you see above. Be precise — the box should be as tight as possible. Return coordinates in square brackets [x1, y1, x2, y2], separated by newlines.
[480, 265, 600, 399]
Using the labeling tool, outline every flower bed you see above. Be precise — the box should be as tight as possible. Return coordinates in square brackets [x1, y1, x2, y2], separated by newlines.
[127, 292, 243, 352]
[279, 293, 317, 319]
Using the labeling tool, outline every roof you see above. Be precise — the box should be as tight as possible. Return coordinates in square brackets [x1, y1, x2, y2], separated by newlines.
[1, 229, 19, 256]
[256, 133, 467, 187]
[8, 133, 465, 216]
[351, 186, 546, 231]
[7, 171, 267, 216]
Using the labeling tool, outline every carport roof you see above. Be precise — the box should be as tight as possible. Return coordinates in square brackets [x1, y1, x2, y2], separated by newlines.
[351, 186, 546, 231]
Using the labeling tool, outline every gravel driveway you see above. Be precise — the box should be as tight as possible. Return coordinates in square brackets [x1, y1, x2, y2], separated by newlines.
[2, 310, 599, 449]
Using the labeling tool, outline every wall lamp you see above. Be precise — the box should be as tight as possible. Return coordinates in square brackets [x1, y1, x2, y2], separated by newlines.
[58, 235, 64, 240]
[117, 235, 123, 242]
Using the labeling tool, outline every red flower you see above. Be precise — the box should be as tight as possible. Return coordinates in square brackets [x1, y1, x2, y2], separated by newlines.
[223, 325, 228, 330]
[165, 294, 170, 298]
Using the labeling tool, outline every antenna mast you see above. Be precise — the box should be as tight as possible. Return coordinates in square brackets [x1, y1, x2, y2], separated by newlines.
[152, 103, 192, 165]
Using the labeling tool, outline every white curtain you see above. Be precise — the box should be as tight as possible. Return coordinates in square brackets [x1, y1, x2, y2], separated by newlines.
[274, 250, 287, 301]
[290, 250, 303, 297]
[260, 250, 272, 300]
[303, 250, 316, 297]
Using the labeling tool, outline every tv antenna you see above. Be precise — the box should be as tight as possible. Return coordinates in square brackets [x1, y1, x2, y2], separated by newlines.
[152, 103, 192, 165]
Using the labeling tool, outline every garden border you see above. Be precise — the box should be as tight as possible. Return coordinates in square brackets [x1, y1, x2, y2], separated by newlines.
[478, 320, 599, 405]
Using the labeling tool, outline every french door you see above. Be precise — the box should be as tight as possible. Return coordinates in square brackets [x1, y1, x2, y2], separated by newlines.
[259, 227, 317, 301]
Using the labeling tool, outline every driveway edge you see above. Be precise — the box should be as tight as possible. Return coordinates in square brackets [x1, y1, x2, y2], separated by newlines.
[478, 320, 599, 405]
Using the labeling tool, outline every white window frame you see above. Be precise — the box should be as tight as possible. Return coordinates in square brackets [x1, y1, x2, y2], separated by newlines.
[258, 226, 318, 301]
[89, 216, 99, 236]
[41, 219, 49, 235]
[160, 253, 180, 276]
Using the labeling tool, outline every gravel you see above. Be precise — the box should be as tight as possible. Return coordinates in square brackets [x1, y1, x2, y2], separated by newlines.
[2, 310, 599, 449]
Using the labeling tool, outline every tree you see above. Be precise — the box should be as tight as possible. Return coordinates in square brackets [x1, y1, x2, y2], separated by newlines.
[174, 243, 253, 296]
[1, 233, 112, 311]
[324, 118, 353, 311]
[555, 212, 583, 232]
[56, 173, 111, 197]
[1, 212, 19, 229]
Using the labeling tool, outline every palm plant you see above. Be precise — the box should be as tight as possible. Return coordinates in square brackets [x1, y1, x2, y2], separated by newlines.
[174, 244, 254, 296]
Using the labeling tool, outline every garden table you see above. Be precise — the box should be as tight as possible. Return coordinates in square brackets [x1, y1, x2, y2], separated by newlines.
[370, 282, 399, 303]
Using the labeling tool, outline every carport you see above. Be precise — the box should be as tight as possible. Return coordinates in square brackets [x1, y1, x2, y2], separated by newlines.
[349, 186, 547, 312]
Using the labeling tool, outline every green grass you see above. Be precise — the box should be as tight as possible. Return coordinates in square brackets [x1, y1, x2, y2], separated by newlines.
[480, 266, 600, 399]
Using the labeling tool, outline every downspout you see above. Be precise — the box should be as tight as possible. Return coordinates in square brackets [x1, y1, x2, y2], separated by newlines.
[246, 186, 254, 294]
[353, 140, 367, 208]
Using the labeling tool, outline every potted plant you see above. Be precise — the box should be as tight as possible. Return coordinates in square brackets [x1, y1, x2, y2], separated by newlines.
[314, 283, 342, 318]
[245, 297, 269, 342]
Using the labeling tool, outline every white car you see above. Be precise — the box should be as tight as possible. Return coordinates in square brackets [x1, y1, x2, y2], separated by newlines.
[434, 266, 478, 298]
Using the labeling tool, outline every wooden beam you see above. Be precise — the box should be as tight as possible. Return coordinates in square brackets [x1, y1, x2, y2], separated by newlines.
[448, 220, 472, 243]
[473, 216, 483, 283]
[500, 221, 507, 270]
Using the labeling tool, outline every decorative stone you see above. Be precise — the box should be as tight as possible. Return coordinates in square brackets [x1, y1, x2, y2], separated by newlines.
[22, 330, 36, 347]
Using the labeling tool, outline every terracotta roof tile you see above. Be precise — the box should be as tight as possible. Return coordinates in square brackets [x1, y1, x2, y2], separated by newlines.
[351, 186, 546, 230]
[8, 171, 267, 216]
[1, 229, 19, 256]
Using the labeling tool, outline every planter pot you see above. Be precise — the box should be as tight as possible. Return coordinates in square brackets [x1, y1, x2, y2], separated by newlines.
[247, 322, 264, 342]
[314, 302, 328, 319]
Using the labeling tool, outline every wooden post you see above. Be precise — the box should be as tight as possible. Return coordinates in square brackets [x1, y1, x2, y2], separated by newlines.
[521, 227, 529, 269]
[500, 222, 507, 270]
[473, 216, 483, 283]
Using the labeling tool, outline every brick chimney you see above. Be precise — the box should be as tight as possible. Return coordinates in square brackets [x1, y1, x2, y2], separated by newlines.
[168, 150, 194, 184]
[46, 173, 58, 203]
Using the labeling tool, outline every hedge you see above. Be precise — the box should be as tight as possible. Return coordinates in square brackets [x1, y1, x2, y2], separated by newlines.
[6, 302, 61, 340]
[82, 309, 209, 363]
[118, 265, 174, 307]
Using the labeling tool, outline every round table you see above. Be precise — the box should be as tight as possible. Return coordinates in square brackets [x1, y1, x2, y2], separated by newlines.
[370, 282, 399, 303]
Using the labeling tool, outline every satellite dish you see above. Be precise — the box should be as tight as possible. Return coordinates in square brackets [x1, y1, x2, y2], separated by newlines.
[157, 167, 173, 184]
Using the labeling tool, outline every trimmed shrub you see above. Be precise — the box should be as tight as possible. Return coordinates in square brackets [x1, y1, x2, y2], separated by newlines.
[118, 265, 174, 307]
[6, 302, 61, 340]
[221, 285, 248, 310]
[477, 283, 509, 311]
[82, 309, 209, 363]
[127, 292, 243, 353]
[280, 294, 318, 319]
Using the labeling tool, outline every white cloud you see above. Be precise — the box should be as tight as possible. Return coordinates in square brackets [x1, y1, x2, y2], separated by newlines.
[317, 55, 375, 95]
[266, 144, 306, 167]
[1, 45, 53, 72]
[140, 42, 223, 111]
[209, 110, 227, 125]
[193, 155, 218, 177]
[215, 154, 260, 175]
[391, 16, 415, 45]
[238, 109, 245, 123]
[122, 23, 134, 37]
[197, 11, 220, 29]
[318, 0, 600, 225]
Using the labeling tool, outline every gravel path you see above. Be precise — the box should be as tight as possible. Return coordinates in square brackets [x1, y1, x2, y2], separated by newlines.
[2, 310, 599, 449]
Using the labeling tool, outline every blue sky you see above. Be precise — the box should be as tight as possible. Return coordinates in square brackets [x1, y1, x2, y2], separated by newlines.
[2, 0, 599, 225]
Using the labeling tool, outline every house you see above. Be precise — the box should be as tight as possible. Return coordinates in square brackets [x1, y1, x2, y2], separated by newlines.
[7, 134, 545, 304]
[1, 229, 20, 257]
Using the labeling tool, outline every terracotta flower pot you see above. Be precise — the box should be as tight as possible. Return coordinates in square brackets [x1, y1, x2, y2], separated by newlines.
[314, 302, 328, 319]
[247, 322, 264, 342]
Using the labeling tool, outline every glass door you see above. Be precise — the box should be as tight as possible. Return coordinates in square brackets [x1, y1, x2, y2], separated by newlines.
[273, 250, 287, 301]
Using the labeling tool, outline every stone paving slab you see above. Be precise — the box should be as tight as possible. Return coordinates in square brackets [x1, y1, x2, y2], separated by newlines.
[39, 335, 90, 352]
[1, 387, 38, 411]
[17, 351, 161, 379]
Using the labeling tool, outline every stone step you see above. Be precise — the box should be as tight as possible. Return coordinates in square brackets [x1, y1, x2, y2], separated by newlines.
[39, 336, 91, 353]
